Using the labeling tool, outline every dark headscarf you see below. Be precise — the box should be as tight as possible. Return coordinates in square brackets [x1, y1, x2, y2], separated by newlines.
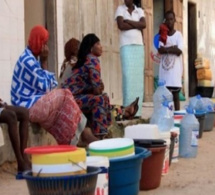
[73, 33, 100, 69]
[28, 25, 49, 55]
[64, 38, 80, 61]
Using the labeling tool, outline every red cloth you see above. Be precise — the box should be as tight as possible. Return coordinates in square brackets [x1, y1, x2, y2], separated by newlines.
[29, 89, 82, 145]
[159, 23, 169, 45]
[28, 25, 49, 55]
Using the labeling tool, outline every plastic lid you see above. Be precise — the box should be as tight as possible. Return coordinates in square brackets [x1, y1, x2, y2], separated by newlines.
[162, 100, 169, 107]
[134, 139, 166, 148]
[158, 79, 166, 86]
[185, 106, 194, 114]
[196, 94, 202, 99]
[24, 145, 77, 154]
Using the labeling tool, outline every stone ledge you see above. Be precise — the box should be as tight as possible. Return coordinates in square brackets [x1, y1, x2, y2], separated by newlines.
[0, 123, 57, 165]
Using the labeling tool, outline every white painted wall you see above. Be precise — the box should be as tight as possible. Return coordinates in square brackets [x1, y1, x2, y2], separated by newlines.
[0, 0, 25, 103]
[56, 0, 64, 77]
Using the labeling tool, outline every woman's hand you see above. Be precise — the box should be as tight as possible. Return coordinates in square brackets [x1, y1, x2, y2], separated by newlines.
[99, 80, 104, 92]
[0, 99, 7, 108]
[40, 45, 49, 70]
[92, 80, 104, 95]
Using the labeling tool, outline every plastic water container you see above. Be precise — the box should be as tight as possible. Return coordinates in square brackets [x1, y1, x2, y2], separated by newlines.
[124, 124, 160, 140]
[179, 107, 199, 158]
[153, 80, 174, 110]
[151, 101, 174, 132]
[189, 95, 205, 114]
[86, 156, 109, 195]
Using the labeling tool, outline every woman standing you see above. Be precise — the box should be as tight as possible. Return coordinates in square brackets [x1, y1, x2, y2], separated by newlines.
[115, 0, 146, 117]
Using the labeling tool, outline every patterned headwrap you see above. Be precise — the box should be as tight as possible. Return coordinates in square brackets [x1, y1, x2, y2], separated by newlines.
[28, 25, 49, 55]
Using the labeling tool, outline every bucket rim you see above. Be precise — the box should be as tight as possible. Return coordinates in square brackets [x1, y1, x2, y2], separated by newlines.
[22, 166, 101, 180]
[110, 147, 151, 163]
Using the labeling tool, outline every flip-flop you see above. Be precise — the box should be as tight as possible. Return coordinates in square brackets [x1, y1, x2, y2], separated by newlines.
[130, 97, 139, 108]
[16, 171, 25, 180]
[123, 104, 139, 120]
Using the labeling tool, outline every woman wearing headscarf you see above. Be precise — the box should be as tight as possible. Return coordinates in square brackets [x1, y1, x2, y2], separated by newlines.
[58, 38, 80, 86]
[61, 33, 139, 137]
[115, 0, 146, 117]
[11, 26, 98, 145]
[62, 34, 111, 137]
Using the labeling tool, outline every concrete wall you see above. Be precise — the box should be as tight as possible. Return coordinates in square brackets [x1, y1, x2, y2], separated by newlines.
[24, 0, 45, 45]
[56, 0, 64, 76]
[0, 0, 25, 102]
[0, 0, 59, 165]
[183, 0, 215, 98]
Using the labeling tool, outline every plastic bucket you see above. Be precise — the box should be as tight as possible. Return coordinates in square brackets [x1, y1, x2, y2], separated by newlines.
[134, 140, 166, 190]
[24, 146, 86, 177]
[203, 112, 215, 131]
[86, 156, 109, 195]
[195, 114, 205, 138]
[109, 147, 151, 195]
[23, 166, 101, 195]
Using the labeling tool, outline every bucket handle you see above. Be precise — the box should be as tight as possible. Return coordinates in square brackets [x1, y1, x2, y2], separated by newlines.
[137, 148, 151, 159]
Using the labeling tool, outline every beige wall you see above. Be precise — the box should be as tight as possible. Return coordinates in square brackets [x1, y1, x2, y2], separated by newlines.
[183, 0, 215, 98]
[0, 0, 25, 102]
[24, 0, 45, 45]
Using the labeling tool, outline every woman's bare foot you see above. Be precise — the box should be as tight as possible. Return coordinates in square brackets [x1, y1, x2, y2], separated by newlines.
[78, 127, 99, 147]
[17, 159, 31, 172]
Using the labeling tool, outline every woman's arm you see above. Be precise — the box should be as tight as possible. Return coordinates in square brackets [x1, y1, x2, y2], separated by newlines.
[88, 58, 104, 95]
[116, 16, 135, 30]
[158, 45, 182, 56]
[124, 17, 146, 30]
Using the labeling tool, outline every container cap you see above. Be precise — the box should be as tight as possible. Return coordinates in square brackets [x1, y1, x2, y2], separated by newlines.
[196, 94, 202, 99]
[134, 139, 166, 148]
[25, 145, 77, 154]
[185, 106, 194, 114]
[158, 79, 166, 86]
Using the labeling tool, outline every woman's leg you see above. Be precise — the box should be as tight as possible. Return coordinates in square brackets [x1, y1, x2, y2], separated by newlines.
[29, 89, 82, 145]
[172, 91, 180, 111]
[5, 106, 30, 166]
[75, 93, 111, 136]
[167, 87, 181, 111]
[0, 108, 29, 172]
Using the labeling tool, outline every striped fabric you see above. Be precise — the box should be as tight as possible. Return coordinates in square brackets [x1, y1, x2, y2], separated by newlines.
[120, 45, 144, 116]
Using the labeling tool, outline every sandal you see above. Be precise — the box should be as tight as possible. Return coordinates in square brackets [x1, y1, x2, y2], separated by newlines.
[123, 97, 139, 120]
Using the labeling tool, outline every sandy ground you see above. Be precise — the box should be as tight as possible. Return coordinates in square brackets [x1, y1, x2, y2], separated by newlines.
[1, 103, 215, 195]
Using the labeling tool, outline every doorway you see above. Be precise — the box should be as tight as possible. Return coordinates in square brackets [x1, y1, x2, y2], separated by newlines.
[188, 2, 197, 96]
